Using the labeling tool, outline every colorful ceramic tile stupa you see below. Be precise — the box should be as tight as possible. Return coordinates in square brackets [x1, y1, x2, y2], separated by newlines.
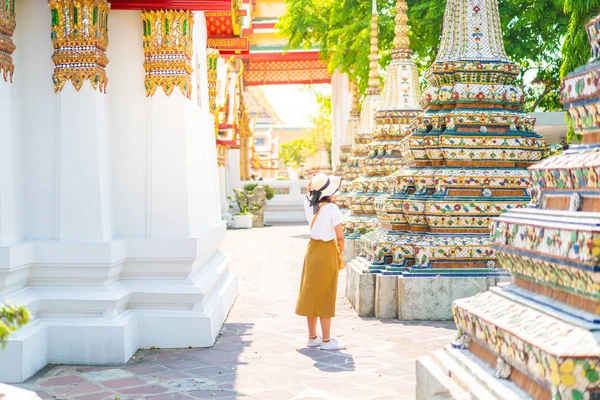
[342, 0, 383, 239]
[361, 0, 545, 274]
[416, 13, 600, 400]
[336, 83, 361, 212]
[358, 0, 422, 264]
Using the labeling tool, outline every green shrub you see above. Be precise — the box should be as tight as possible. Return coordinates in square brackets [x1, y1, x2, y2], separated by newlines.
[1, 304, 30, 349]
[243, 183, 275, 200]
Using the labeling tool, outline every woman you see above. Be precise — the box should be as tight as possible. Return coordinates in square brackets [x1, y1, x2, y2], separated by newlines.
[295, 172, 345, 351]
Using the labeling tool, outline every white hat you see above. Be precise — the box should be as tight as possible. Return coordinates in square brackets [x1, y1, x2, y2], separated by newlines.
[310, 173, 342, 198]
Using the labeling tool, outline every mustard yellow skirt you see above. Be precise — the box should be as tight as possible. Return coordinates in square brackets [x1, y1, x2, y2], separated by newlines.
[295, 239, 340, 318]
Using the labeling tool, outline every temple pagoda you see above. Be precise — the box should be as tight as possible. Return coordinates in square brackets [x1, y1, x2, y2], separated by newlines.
[343, 0, 383, 242]
[357, 0, 422, 266]
[347, 0, 546, 319]
[335, 83, 361, 212]
[417, 11, 600, 400]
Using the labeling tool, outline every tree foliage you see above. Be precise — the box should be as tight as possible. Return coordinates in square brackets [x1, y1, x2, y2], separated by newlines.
[560, 0, 600, 142]
[278, 0, 569, 112]
[280, 88, 333, 168]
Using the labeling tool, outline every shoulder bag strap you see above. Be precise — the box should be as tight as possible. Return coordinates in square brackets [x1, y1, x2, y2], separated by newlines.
[310, 203, 326, 230]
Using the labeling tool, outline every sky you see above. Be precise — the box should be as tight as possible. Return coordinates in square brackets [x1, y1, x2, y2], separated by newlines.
[261, 84, 332, 128]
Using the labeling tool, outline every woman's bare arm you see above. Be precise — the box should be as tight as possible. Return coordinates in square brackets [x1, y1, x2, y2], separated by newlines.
[334, 224, 344, 253]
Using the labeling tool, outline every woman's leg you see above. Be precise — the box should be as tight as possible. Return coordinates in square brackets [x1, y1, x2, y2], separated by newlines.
[307, 317, 318, 338]
[320, 317, 331, 340]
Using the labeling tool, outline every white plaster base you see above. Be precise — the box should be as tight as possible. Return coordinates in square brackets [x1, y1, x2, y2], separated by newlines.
[345, 258, 375, 317]
[416, 345, 532, 400]
[397, 276, 506, 321]
[375, 274, 397, 319]
[345, 258, 507, 321]
[342, 239, 360, 264]
[0, 223, 238, 383]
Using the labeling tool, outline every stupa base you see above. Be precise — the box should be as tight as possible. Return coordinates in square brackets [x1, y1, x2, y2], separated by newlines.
[343, 214, 379, 241]
[345, 257, 507, 319]
[0, 224, 239, 383]
[416, 344, 533, 400]
[342, 237, 362, 264]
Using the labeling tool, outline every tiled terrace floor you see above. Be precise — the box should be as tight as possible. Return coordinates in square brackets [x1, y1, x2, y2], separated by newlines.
[18, 224, 455, 399]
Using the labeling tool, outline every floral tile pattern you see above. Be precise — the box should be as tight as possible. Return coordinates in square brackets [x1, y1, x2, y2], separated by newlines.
[443, 8, 600, 400]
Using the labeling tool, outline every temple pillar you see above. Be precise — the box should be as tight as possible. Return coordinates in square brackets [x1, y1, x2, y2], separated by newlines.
[227, 147, 242, 195]
[0, 79, 17, 246]
[331, 70, 350, 170]
[58, 86, 112, 240]
[0, 0, 18, 246]
[0, 5, 237, 383]
[218, 146, 230, 215]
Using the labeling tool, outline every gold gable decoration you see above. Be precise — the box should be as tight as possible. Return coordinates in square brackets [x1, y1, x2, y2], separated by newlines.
[141, 9, 194, 99]
[207, 47, 219, 114]
[0, 0, 16, 82]
[231, 0, 242, 35]
[48, 0, 110, 93]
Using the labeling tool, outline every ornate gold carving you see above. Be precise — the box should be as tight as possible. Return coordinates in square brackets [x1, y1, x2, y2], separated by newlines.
[0, 0, 16, 82]
[207, 47, 219, 114]
[217, 144, 227, 167]
[231, 0, 242, 36]
[49, 0, 110, 93]
[141, 9, 194, 99]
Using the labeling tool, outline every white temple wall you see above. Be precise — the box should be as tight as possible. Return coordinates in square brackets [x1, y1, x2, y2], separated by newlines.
[0, 5, 237, 384]
[0, 79, 18, 245]
[14, 0, 57, 241]
[226, 147, 242, 201]
[57, 84, 113, 241]
[195, 18, 225, 230]
[108, 11, 149, 239]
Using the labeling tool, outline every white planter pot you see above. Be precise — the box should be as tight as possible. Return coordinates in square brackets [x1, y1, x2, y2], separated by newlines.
[231, 214, 253, 229]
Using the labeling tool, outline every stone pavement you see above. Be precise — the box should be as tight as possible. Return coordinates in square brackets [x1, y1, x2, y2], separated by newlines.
[17, 224, 456, 400]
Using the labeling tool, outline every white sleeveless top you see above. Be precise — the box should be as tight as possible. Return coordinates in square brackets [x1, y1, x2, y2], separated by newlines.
[304, 198, 343, 241]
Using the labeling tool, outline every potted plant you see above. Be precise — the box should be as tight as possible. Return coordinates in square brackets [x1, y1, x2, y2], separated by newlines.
[241, 183, 275, 227]
[0, 304, 39, 399]
[228, 193, 253, 229]
[1, 303, 30, 348]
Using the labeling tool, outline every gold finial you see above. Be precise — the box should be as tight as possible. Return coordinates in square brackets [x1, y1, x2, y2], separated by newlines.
[392, 0, 412, 59]
[367, 0, 380, 96]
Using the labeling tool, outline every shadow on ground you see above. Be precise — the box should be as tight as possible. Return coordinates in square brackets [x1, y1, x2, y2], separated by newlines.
[296, 348, 356, 372]
[19, 323, 254, 400]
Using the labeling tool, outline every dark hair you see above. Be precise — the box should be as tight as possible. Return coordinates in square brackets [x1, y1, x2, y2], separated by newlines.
[319, 196, 332, 204]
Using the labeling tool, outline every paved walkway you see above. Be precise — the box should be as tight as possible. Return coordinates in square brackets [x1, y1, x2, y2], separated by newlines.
[18, 225, 456, 400]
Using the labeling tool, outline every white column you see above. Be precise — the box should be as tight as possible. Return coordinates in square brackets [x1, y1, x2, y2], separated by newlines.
[109, 10, 148, 239]
[227, 148, 242, 193]
[16, 0, 57, 241]
[57, 85, 112, 241]
[0, 80, 17, 245]
[219, 163, 229, 214]
[331, 70, 351, 170]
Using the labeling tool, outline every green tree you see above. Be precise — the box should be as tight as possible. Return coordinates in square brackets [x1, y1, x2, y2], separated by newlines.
[279, 87, 332, 168]
[280, 136, 311, 168]
[279, 0, 568, 112]
[560, 0, 600, 143]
